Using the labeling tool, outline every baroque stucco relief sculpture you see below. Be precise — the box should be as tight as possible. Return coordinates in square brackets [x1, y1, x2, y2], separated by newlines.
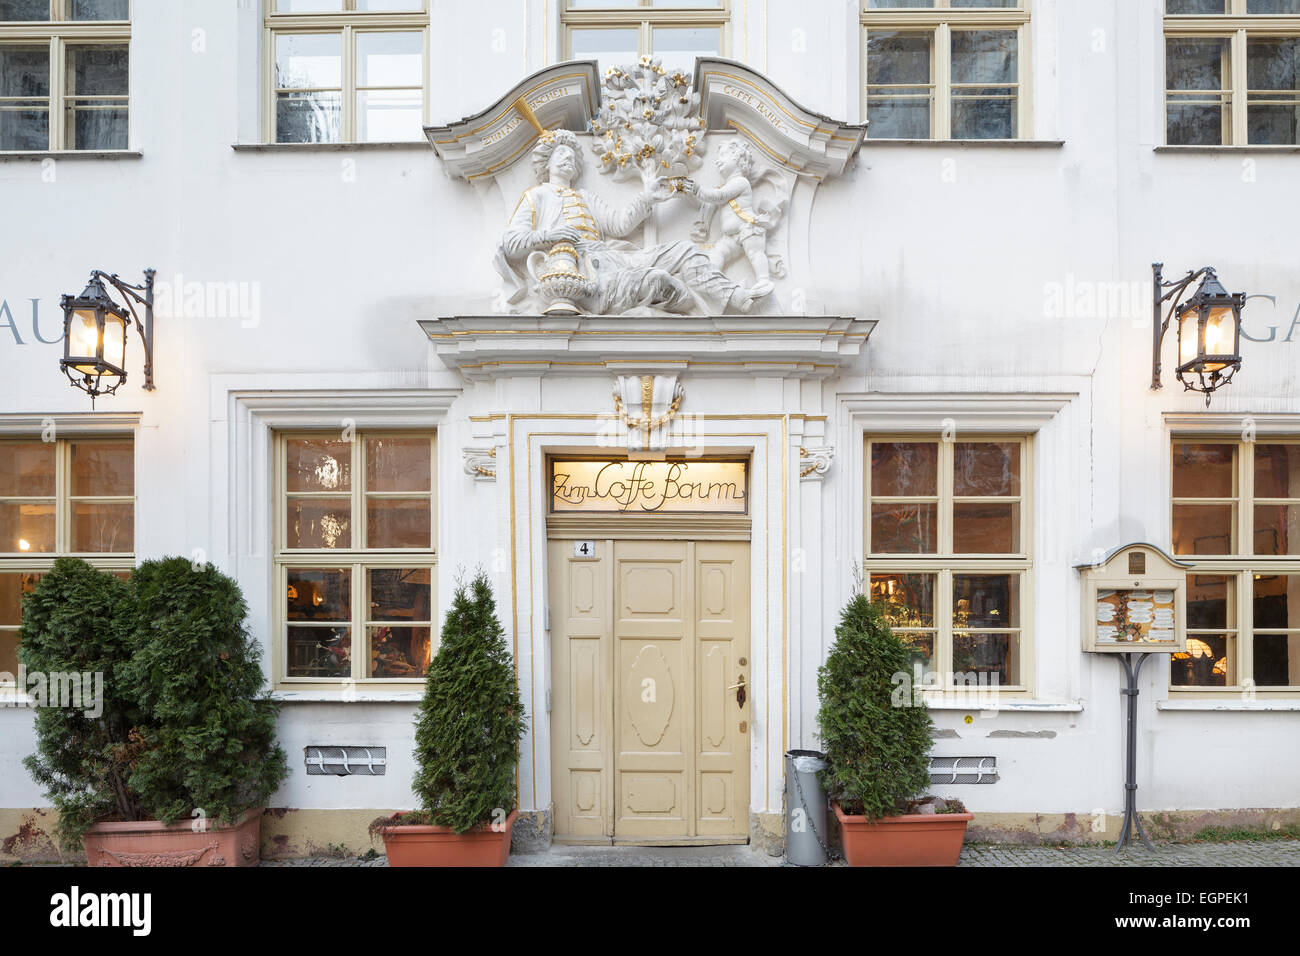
[427, 57, 865, 319]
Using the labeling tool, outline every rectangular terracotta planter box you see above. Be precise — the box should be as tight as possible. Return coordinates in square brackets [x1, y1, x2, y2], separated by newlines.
[379, 808, 517, 867]
[83, 808, 264, 868]
[833, 802, 972, 867]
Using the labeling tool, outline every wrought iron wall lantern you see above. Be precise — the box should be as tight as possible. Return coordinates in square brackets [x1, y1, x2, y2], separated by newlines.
[1152, 262, 1245, 406]
[59, 268, 155, 403]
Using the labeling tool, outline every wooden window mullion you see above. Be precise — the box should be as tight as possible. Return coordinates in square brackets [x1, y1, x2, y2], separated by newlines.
[342, 24, 354, 143]
[1232, 27, 1248, 145]
[49, 35, 62, 151]
[937, 567, 953, 691]
[1237, 568, 1252, 687]
[938, 438, 953, 557]
[936, 22, 952, 140]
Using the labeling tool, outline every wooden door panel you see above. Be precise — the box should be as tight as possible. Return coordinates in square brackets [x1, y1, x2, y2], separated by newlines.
[549, 541, 612, 838]
[613, 541, 692, 837]
[695, 542, 750, 837]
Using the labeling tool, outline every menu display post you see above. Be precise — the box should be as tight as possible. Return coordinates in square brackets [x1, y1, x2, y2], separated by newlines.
[1076, 543, 1193, 853]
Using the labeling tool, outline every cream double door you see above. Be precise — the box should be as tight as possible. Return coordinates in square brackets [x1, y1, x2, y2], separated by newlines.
[550, 538, 751, 843]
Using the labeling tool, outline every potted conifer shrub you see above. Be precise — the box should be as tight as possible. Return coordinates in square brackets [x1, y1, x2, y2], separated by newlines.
[22, 557, 287, 866]
[375, 572, 526, 866]
[818, 593, 972, 866]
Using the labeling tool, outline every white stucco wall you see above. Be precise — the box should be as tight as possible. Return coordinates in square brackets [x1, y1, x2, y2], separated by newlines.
[1, 0, 1298, 826]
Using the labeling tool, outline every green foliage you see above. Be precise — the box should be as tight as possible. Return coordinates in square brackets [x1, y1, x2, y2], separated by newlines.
[411, 573, 526, 834]
[817, 594, 934, 821]
[1191, 823, 1300, 843]
[118, 557, 288, 828]
[20, 558, 139, 849]
[21, 557, 287, 849]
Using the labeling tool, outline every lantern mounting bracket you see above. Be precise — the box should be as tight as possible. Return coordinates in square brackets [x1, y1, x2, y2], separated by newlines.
[90, 268, 156, 393]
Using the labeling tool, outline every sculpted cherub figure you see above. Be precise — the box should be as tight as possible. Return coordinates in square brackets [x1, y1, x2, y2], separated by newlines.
[683, 139, 787, 298]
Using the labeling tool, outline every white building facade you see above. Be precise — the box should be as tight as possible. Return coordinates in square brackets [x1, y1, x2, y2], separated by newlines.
[2, 0, 1299, 859]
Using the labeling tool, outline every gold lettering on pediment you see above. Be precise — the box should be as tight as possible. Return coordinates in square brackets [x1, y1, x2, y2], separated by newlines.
[482, 115, 523, 147]
[480, 86, 575, 149]
[720, 84, 787, 135]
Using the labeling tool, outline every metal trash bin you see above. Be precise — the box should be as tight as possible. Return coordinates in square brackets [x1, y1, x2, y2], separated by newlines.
[784, 749, 829, 867]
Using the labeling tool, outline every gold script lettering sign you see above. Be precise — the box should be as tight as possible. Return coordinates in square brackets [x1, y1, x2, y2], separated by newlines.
[551, 460, 747, 514]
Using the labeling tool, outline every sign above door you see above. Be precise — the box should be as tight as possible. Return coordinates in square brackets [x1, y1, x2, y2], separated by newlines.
[551, 459, 747, 514]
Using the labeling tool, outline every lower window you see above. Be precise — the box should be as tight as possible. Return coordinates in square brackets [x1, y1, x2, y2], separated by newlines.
[285, 565, 433, 680]
[867, 569, 1025, 690]
[1173, 571, 1300, 689]
[274, 430, 437, 686]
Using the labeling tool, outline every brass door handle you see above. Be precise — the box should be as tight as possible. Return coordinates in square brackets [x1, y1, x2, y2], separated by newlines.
[726, 675, 746, 708]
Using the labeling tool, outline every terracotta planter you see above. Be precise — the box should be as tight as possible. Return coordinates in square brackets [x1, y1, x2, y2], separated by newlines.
[82, 808, 264, 867]
[379, 808, 517, 867]
[833, 802, 972, 867]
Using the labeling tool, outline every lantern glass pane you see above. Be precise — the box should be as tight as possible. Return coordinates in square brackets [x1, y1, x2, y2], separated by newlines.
[1178, 307, 1201, 367]
[1203, 304, 1236, 358]
[100, 310, 127, 370]
[67, 307, 101, 366]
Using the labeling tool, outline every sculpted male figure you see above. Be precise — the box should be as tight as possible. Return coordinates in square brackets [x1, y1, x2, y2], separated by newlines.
[494, 129, 757, 315]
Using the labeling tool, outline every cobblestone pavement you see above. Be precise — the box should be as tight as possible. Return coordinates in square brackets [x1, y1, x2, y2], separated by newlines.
[252, 838, 1299, 866]
[958, 840, 1300, 867]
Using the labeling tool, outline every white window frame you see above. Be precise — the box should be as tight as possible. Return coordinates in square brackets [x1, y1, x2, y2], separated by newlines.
[560, 0, 731, 64]
[859, 0, 1032, 140]
[864, 433, 1034, 694]
[273, 428, 437, 689]
[262, 0, 430, 145]
[0, 0, 131, 152]
[1170, 432, 1300, 695]
[0, 426, 136, 693]
[1163, 0, 1300, 146]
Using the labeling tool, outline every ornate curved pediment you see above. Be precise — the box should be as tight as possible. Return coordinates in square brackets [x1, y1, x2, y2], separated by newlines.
[426, 61, 602, 182]
[692, 57, 865, 182]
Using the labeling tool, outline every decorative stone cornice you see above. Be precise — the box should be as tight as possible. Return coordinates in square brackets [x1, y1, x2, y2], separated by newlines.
[418, 315, 876, 382]
[424, 61, 602, 181]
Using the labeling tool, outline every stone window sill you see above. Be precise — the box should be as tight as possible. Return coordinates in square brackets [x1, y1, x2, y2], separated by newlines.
[923, 698, 1083, 713]
[1157, 698, 1300, 711]
[232, 141, 429, 153]
[864, 139, 1064, 149]
[1155, 145, 1300, 154]
[0, 150, 141, 162]
[271, 689, 422, 703]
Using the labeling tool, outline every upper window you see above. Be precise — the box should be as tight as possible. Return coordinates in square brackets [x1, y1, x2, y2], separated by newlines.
[0, 436, 134, 678]
[275, 431, 437, 685]
[861, 0, 1031, 140]
[1165, 0, 1300, 146]
[265, 0, 427, 145]
[0, 0, 130, 152]
[562, 0, 729, 75]
[1171, 440, 1300, 691]
[864, 436, 1031, 692]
